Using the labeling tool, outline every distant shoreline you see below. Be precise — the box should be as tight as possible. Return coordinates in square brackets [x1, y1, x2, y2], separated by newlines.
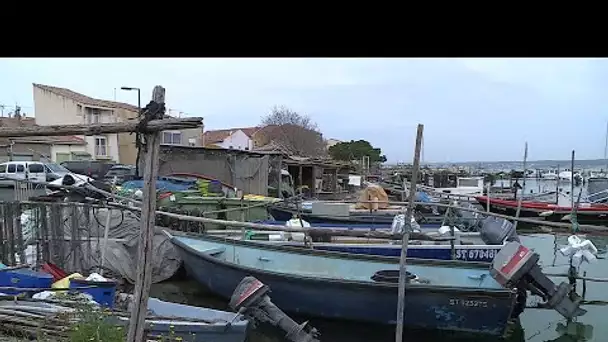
[386, 158, 608, 168]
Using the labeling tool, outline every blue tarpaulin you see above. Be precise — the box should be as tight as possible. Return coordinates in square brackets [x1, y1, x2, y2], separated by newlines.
[415, 191, 431, 203]
[121, 179, 195, 192]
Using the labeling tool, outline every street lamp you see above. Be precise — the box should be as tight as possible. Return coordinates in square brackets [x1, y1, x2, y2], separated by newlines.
[120, 86, 141, 114]
[120, 86, 142, 178]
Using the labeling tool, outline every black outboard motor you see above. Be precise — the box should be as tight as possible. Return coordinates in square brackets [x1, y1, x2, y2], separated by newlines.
[490, 241, 586, 319]
[479, 216, 520, 245]
[230, 276, 320, 342]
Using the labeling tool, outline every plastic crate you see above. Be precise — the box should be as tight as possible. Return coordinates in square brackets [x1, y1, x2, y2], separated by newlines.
[70, 278, 117, 308]
[0, 268, 54, 295]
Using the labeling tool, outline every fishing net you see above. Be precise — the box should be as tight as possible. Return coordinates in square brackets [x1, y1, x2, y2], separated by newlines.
[19, 207, 181, 285]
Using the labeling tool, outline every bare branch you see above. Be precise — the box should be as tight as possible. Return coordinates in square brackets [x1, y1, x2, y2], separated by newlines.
[259, 106, 325, 157]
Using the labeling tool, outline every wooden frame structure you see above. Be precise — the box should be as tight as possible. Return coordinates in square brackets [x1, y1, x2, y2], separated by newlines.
[0, 85, 203, 342]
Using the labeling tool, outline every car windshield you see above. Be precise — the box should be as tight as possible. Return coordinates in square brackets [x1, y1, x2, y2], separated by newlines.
[46, 163, 70, 173]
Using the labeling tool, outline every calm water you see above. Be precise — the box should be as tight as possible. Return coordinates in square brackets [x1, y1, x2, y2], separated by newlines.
[151, 233, 608, 342]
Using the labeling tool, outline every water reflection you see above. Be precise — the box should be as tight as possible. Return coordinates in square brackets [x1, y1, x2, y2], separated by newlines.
[548, 321, 593, 342]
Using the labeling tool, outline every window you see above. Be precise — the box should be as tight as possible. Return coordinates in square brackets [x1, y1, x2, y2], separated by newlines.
[87, 108, 101, 124]
[16, 165, 24, 173]
[162, 131, 182, 145]
[7, 164, 15, 173]
[0, 164, 6, 173]
[77, 104, 83, 116]
[28, 164, 44, 173]
[95, 137, 108, 156]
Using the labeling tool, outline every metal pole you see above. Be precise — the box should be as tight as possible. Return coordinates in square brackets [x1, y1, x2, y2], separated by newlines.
[395, 124, 423, 342]
[137, 88, 141, 114]
[135, 88, 142, 178]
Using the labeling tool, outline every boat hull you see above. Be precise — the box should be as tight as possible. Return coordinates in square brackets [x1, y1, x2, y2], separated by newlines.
[170, 234, 516, 336]
[252, 220, 500, 262]
[268, 206, 446, 227]
[305, 244, 501, 262]
[475, 196, 608, 226]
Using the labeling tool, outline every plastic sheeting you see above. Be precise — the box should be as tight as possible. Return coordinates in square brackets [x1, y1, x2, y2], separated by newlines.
[21, 207, 181, 284]
[355, 184, 390, 210]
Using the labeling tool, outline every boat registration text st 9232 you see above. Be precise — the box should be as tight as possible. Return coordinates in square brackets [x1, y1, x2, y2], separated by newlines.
[455, 249, 497, 261]
[449, 299, 488, 308]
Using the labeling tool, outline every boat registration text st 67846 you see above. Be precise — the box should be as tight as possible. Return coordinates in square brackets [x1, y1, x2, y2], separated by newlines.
[455, 249, 497, 261]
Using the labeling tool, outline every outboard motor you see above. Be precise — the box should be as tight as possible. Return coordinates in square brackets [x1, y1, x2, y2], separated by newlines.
[479, 216, 520, 245]
[490, 241, 587, 319]
[230, 276, 320, 342]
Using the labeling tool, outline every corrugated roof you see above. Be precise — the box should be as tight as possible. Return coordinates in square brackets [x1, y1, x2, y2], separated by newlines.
[33, 83, 139, 112]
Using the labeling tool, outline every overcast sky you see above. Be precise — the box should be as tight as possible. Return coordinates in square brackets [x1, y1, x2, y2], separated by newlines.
[0, 58, 605, 163]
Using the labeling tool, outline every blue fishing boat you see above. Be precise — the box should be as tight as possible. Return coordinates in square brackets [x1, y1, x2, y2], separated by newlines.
[254, 237, 503, 262]
[114, 296, 249, 342]
[248, 216, 514, 262]
[0, 295, 249, 342]
[166, 230, 522, 336]
[267, 202, 478, 230]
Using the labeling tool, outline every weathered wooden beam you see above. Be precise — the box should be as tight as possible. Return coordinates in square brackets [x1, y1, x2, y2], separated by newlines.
[127, 86, 165, 342]
[0, 117, 202, 137]
[396, 124, 423, 342]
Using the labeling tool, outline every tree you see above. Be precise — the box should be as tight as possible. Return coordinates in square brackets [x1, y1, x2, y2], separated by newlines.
[257, 105, 326, 157]
[328, 140, 387, 163]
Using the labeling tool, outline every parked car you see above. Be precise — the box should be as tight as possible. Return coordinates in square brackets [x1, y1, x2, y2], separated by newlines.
[59, 160, 116, 180]
[0, 161, 47, 186]
[0, 161, 91, 187]
[104, 165, 137, 185]
[44, 162, 90, 182]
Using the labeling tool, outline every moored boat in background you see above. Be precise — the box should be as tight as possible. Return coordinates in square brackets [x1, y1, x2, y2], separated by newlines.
[475, 196, 608, 226]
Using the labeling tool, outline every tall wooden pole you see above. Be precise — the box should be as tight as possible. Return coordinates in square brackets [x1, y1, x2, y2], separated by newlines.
[512, 142, 528, 231]
[127, 86, 165, 342]
[395, 124, 423, 342]
[570, 150, 575, 207]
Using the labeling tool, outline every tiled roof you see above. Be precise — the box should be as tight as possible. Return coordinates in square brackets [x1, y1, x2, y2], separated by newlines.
[0, 117, 36, 128]
[33, 83, 139, 112]
[202, 126, 261, 144]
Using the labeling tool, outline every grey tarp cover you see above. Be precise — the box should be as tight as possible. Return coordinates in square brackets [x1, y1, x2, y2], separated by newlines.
[21, 207, 181, 284]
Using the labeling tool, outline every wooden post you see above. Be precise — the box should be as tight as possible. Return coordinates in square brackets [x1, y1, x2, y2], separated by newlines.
[395, 124, 424, 342]
[334, 168, 338, 193]
[127, 86, 165, 342]
[512, 142, 528, 231]
[556, 165, 560, 204]
[276, 155, 282, 198]
[570, 150, 575, 207]
[486, 183, 490, 212]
